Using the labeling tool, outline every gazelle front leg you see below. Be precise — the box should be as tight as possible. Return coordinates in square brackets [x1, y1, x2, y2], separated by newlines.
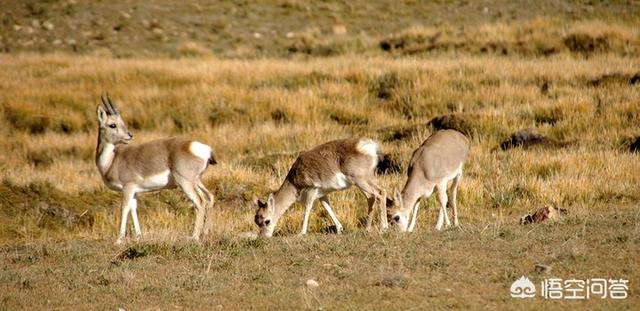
[299, 189, 318, 236]
[117, 185, 137, 244]
[407, 201, 420, 232]
[319, 196, 343, 234]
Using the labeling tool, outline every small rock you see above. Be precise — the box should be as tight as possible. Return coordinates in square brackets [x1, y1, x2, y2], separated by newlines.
[42, 21, 54, 31]
[285, 32, 294, 38]
[31, 19, 41, 28]
[332, 25, 347, 35]
[13, 24, 22, 31]
[499, 128, 570, 150]
[427, 114, 474, 137]
[535, 264, 552, 274]
[65, 38, 76, 45]
[306, 279, 319, 288]
[253, 32, 262, 39]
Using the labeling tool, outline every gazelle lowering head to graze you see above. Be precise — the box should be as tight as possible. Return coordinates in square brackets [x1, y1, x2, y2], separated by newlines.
[254, 138, 388, 238]
[387, 129, 469, 232]
[95, 93, 216, 244]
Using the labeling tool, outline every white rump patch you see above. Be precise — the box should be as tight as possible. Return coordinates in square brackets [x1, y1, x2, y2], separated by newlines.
[142, 170, 171, 189]
[356, 139, 378, 158]
[189, 141, 212, 162]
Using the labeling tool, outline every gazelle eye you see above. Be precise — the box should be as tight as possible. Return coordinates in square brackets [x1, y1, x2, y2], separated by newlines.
[393, 215, 400, 222]
[108, 124, 116, 128]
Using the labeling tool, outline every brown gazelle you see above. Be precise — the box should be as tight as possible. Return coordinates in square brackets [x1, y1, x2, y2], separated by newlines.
[388, 129, 469, 232]
[254, 138, 388, 237]
[95, 93, 216, 244]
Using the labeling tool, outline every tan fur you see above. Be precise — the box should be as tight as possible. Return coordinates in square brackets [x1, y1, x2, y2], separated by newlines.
[388, 130, 470, 232]
[255, 138, 387, 237]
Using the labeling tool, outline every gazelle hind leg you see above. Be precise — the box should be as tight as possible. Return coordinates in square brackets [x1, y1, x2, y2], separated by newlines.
[435, 182, 450, 231]
[354, 179, 385, 231]
[196, 181, 214, 209]
[449, 173, 462, 227]
[196, 181, 214, 235]
[175, 176, 206, 240]
[365, 195, 376, 232]
[319, 196, 343, 234]
[130, 196, 141, 239]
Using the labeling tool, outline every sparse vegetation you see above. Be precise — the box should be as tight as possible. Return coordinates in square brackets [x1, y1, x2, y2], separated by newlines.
[1, 0, 639, 309]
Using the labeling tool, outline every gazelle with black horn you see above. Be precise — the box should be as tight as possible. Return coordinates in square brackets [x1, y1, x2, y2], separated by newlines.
[387, 130, 469, 232]
[95, 93, 217, 244]
[254, 138, 388, 237]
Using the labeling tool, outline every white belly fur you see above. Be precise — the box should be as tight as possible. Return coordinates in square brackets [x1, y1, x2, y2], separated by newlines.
[141, 170, 171, 189]
[330, 173, 351, 190]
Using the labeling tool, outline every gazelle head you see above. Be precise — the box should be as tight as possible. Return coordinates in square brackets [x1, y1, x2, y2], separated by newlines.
[255, 194, 277, 237]
[387, 189, 411, 232]
[96, 93, 133, 144]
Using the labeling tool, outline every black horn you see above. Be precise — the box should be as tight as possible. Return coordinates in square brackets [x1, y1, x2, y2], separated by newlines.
[100, 92, 114, 115]
[105, 92, 120, 115]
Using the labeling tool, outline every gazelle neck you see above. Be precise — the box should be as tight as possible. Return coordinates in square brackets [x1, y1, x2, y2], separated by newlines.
[95, 131, 116, 175]
[401, 178, 423, 215]
[273, 180, 298, 218]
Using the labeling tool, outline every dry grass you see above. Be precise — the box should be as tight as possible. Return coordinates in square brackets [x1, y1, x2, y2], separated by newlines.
[0, 52, 639, 308]
[1, 54, 639, 238]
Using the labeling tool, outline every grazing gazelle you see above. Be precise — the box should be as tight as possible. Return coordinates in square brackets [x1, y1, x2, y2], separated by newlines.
[388, 129, 469, 232]
[254, 138, 388, 237]
[95, 93, 216, 244]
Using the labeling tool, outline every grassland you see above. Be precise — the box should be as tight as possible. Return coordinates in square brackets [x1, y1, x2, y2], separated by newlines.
[1, 53, 638, 310]
[1, 0, 640, 309]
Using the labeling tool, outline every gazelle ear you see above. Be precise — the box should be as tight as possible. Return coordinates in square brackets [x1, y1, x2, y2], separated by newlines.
[97, 105, 107, 123]
[394, 188, 403, 206]
[267, 193, 275, 208]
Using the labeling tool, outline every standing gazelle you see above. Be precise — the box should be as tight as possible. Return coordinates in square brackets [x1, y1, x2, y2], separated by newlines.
[254, 138, 388, 237]
[95, 93, 216, 244]
[388, 130, 469, 232]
